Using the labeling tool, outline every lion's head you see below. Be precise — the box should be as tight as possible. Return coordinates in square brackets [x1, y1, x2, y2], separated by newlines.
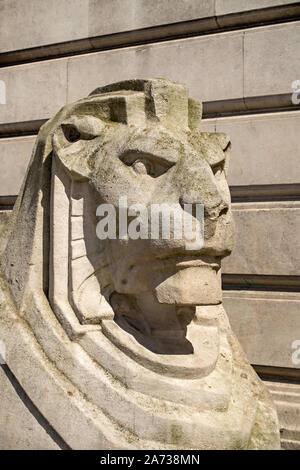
[0, 79, 280, 450]
[3, 79, 235, 377]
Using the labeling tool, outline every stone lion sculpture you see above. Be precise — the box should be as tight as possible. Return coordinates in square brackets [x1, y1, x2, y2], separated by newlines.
[0, 79, 280, 449]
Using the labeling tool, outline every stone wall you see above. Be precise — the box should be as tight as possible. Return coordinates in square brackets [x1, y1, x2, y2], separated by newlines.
[0, 0, 299, 449]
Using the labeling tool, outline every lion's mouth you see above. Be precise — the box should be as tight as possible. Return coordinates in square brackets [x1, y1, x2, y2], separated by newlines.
[102, 302, 219, 379]
[130, 253, 221, 273]
[165, 255, 220, 271]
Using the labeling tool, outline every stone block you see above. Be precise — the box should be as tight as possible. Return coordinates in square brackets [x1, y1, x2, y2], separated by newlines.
[89, 0, 215, 37]
[0, 60, 67, 124]
[216, 0, 300, 16]
[0, 136, 34, 195]
[0, 0, 89, 53]
[244, 22, 300, 97]
[0, 365, 59, 449]
[68, 32, 244, 104]
[203, 111, 300, 186]
[224, 291, 300, 368]
[223, 202, 300, 276]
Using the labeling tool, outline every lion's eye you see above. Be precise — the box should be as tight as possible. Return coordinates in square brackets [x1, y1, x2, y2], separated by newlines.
[132, 159, 152, 175]
[61, 123, 98, 143]
[211, 160, 225, 176]
[62, 124, 81, 143]
[121, 152, 174, 178]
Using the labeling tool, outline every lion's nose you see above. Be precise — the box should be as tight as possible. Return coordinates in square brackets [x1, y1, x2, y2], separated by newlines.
[204, 201, 229, 221]
[179, 197, 228, 221]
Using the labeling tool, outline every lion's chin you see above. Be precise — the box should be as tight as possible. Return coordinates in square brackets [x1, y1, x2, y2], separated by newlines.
[101, 307, 220, 379]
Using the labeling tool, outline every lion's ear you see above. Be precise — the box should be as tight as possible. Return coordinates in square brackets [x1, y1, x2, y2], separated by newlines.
[212, 132, 231, 178]
[187, 130, 231, 176]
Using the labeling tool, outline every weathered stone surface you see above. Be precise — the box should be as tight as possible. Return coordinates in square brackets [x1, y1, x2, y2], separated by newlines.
[265, 380, 300, 450]
[0, 79, 280, 449]
[0, 366, 59, 450]
[223, 202, 300, 276]
[244, 22, 300, 97]
[71, 22, 295, 106]
[0, 210, 10, 230]
[1, 22, 298, 127]
[0, 210, 11, 253]
[1, 32, 243, 125]
[0, 59, 67, 124]
[1, 0, 298, 57]
[89, 0, 215, 37]
[216, 0, 300, 16]
[67, 33, 244, 104]
[0, 0, 216, 54]
[202, 111, 300, 186]
[0, 0, 89, 53]
[224, 291, 300, 368]
[0, 136, 34, 195]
